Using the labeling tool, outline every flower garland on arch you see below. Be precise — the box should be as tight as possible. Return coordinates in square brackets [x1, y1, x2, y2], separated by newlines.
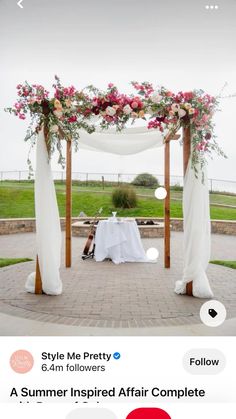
[5, 76, 226, 175]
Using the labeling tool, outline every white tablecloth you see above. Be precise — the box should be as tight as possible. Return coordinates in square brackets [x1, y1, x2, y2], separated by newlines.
[94, 219, 149, 264]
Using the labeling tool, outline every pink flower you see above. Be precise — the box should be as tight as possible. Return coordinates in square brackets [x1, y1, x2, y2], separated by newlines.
[83, 109, 92, 116]
[14, 102, 22, 110]
[202, 114, 210, 123]
[19, 113, 26, 120]
[148, 119, 163, 130]
[108, 83, 114, 88]
[184, 91, 194, 101]
[131, 101, 139, 109]
[104, 115, 114, 122]
[68, 115, 77, 123]
[63, 86, 76, 97]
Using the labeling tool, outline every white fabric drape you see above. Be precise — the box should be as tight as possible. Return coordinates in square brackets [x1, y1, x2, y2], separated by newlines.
[25, 130, 62, 295]
[175, 161, 213, 298]
[23, 125, 212, 299]
[78, 126, 164, 155]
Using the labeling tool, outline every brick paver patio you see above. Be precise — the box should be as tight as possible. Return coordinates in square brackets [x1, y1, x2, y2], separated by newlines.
[0, 232, 235, 328]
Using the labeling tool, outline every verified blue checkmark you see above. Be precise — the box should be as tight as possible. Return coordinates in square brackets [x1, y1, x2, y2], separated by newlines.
[113, 352, 121, 360]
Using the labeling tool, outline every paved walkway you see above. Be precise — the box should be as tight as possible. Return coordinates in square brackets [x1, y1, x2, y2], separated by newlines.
[0, 232, 235, 335]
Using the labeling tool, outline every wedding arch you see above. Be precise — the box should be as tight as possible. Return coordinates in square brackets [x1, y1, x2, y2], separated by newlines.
[5, 77, 225, 299]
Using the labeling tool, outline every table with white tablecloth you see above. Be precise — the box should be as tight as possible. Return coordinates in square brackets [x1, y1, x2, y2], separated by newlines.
[94, 219, 150, 264]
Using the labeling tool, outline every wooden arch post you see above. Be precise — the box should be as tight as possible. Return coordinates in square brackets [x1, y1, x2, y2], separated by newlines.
[65, 138, 72, 268]
[164, 138, 170, 268]
[164, 132, 180, 269]
[183, 124, 193, 296]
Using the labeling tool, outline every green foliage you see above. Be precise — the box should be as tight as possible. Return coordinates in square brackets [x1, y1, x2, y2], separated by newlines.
[210, 260, 236, 269]
[171, 183, 183, 191]
[0, 182, 236, 219]
[0, 258, 32, 268]
[112, 186, 137, 209]
[132, 173, 159, 188]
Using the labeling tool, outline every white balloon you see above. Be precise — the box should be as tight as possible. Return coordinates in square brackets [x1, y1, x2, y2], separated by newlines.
[146, 247, 159, 260]
[154, 187, 167, 200]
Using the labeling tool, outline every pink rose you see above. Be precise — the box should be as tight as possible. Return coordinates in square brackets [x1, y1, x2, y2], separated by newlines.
[131, 101, 139, 109]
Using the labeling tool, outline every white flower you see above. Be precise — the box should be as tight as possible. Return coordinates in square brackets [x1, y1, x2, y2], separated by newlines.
[123, 104, 132, 115]
[184, 103, 191, 110]
[178, 108, 187, 118]
[146, 106, 154, 115]
[50, 124, 59, 133]
[53, 110, 63, 118]
[151, 92, 162, 103]
[105, 106, 116, 116]
[171, 103, 180, 112]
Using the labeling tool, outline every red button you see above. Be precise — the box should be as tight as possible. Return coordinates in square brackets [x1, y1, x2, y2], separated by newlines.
[126, 408, 171, 419]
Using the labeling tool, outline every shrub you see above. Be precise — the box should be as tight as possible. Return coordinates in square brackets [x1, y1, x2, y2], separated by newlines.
[171, 183, 183, 191]
[132, 173, 159, 188]
[112, 186, 137, 208]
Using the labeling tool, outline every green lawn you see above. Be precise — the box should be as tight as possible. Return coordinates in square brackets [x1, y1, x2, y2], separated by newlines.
[0, 182, 236, 220]
[210, 260, 236, 269]
[0, 258, 32, 268]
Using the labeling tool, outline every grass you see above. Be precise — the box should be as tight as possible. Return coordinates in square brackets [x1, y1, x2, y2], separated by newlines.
[0, 182, 236, 220]
[210, 260, 236, 269]
[0, 258, 32, 268]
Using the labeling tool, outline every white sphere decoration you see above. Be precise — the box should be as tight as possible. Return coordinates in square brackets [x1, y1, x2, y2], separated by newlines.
[146, 247, 159, 261]
[154, 187, 167, 200]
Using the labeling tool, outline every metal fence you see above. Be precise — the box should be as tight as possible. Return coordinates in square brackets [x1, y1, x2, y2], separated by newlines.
[1, 170, 236, 194]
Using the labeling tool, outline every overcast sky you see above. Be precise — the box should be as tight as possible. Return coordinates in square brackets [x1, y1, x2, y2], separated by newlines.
[0, 0, 235, 181]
